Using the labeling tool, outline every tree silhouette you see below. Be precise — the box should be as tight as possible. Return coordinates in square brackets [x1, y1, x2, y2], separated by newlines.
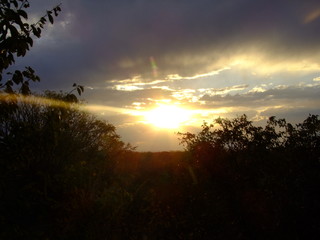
[178, 114, 320, 238]
[0, 91, 133, 239]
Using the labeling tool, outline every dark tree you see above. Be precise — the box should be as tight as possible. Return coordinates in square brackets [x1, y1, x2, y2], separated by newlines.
[178, 114, 320, 239]
[0, 91, 133, 239]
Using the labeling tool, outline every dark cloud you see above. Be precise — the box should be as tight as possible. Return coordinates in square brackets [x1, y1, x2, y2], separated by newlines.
[260, 107, 320, 123]
[83, 87, 174, 108]
[200, 84, 320, 109]
[17, 0, 320, 90]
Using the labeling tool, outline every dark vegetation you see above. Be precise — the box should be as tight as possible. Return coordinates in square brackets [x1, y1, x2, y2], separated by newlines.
[1, 99, 320, 239]
[1, 1, 320, 239]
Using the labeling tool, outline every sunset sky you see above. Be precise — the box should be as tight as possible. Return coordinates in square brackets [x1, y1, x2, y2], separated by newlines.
[14, 0, 320, 151]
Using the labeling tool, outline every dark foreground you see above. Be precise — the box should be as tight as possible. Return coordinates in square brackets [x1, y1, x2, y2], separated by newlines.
[1, 97, 319, 239]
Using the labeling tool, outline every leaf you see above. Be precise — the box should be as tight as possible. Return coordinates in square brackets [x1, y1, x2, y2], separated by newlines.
[12, 70, 23, 84]
[26, 67, 35, 74]
[36, 27, 41, 37]
[40, 17, 46, 24]
[9, 25, 19, 37]
[65, 94, 78, 103]
[18, 10, 28, 19]
[5, 9, 16, 20]
[20, 81, 30, 95]
[26, 37, 33, 47]
[48, 14, 54, 24]
[12, 0, 18, 8]
[47, 11, 54, 24]
[31, 25, 40, 38]
[5, 83, 13, 93]
[22, 70, 30, 78]
[23, 23, 30, 31]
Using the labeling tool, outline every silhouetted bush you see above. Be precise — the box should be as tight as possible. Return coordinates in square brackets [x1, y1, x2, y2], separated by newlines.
[1, 95, 320, 239]
[178, 114, 320, 239]
[0, 92, 133, 239]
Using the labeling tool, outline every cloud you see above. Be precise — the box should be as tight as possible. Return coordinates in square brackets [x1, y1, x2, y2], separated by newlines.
[17, 0, 320, 90]
[260, 107, 320, 124]
[200, 84, 320, 120]
[198, 84, 249, 96]
[110, 76, 169, 91]
[167, 68, 230, 80]
[82, 87, 174, 109]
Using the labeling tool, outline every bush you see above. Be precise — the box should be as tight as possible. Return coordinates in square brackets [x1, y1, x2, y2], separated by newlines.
[0, 92, 133, 239]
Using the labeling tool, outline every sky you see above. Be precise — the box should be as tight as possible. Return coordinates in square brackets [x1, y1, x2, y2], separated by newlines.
[12, 0, 320, 151]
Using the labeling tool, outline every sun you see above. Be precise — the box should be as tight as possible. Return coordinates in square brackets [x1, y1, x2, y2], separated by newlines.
[144, 105, 191, 129]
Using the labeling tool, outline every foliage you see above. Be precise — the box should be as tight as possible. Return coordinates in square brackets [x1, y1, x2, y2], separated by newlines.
[176, 114, 320, 238]
[0, 91, 133, 239]
[1, 106, 320, 239]
[178, 114, 320, 165]
[0, 0, 61, 94]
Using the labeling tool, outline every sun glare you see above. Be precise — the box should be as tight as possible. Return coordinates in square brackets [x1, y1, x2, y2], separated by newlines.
[144, 105, 191, 129]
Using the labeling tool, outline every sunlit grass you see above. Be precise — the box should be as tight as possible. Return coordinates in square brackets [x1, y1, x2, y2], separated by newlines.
[0, 93, 69, 108]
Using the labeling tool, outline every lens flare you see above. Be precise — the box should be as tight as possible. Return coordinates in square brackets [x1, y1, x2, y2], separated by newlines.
[150, 56, 158, 78]
[0, 93, 128, 115]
